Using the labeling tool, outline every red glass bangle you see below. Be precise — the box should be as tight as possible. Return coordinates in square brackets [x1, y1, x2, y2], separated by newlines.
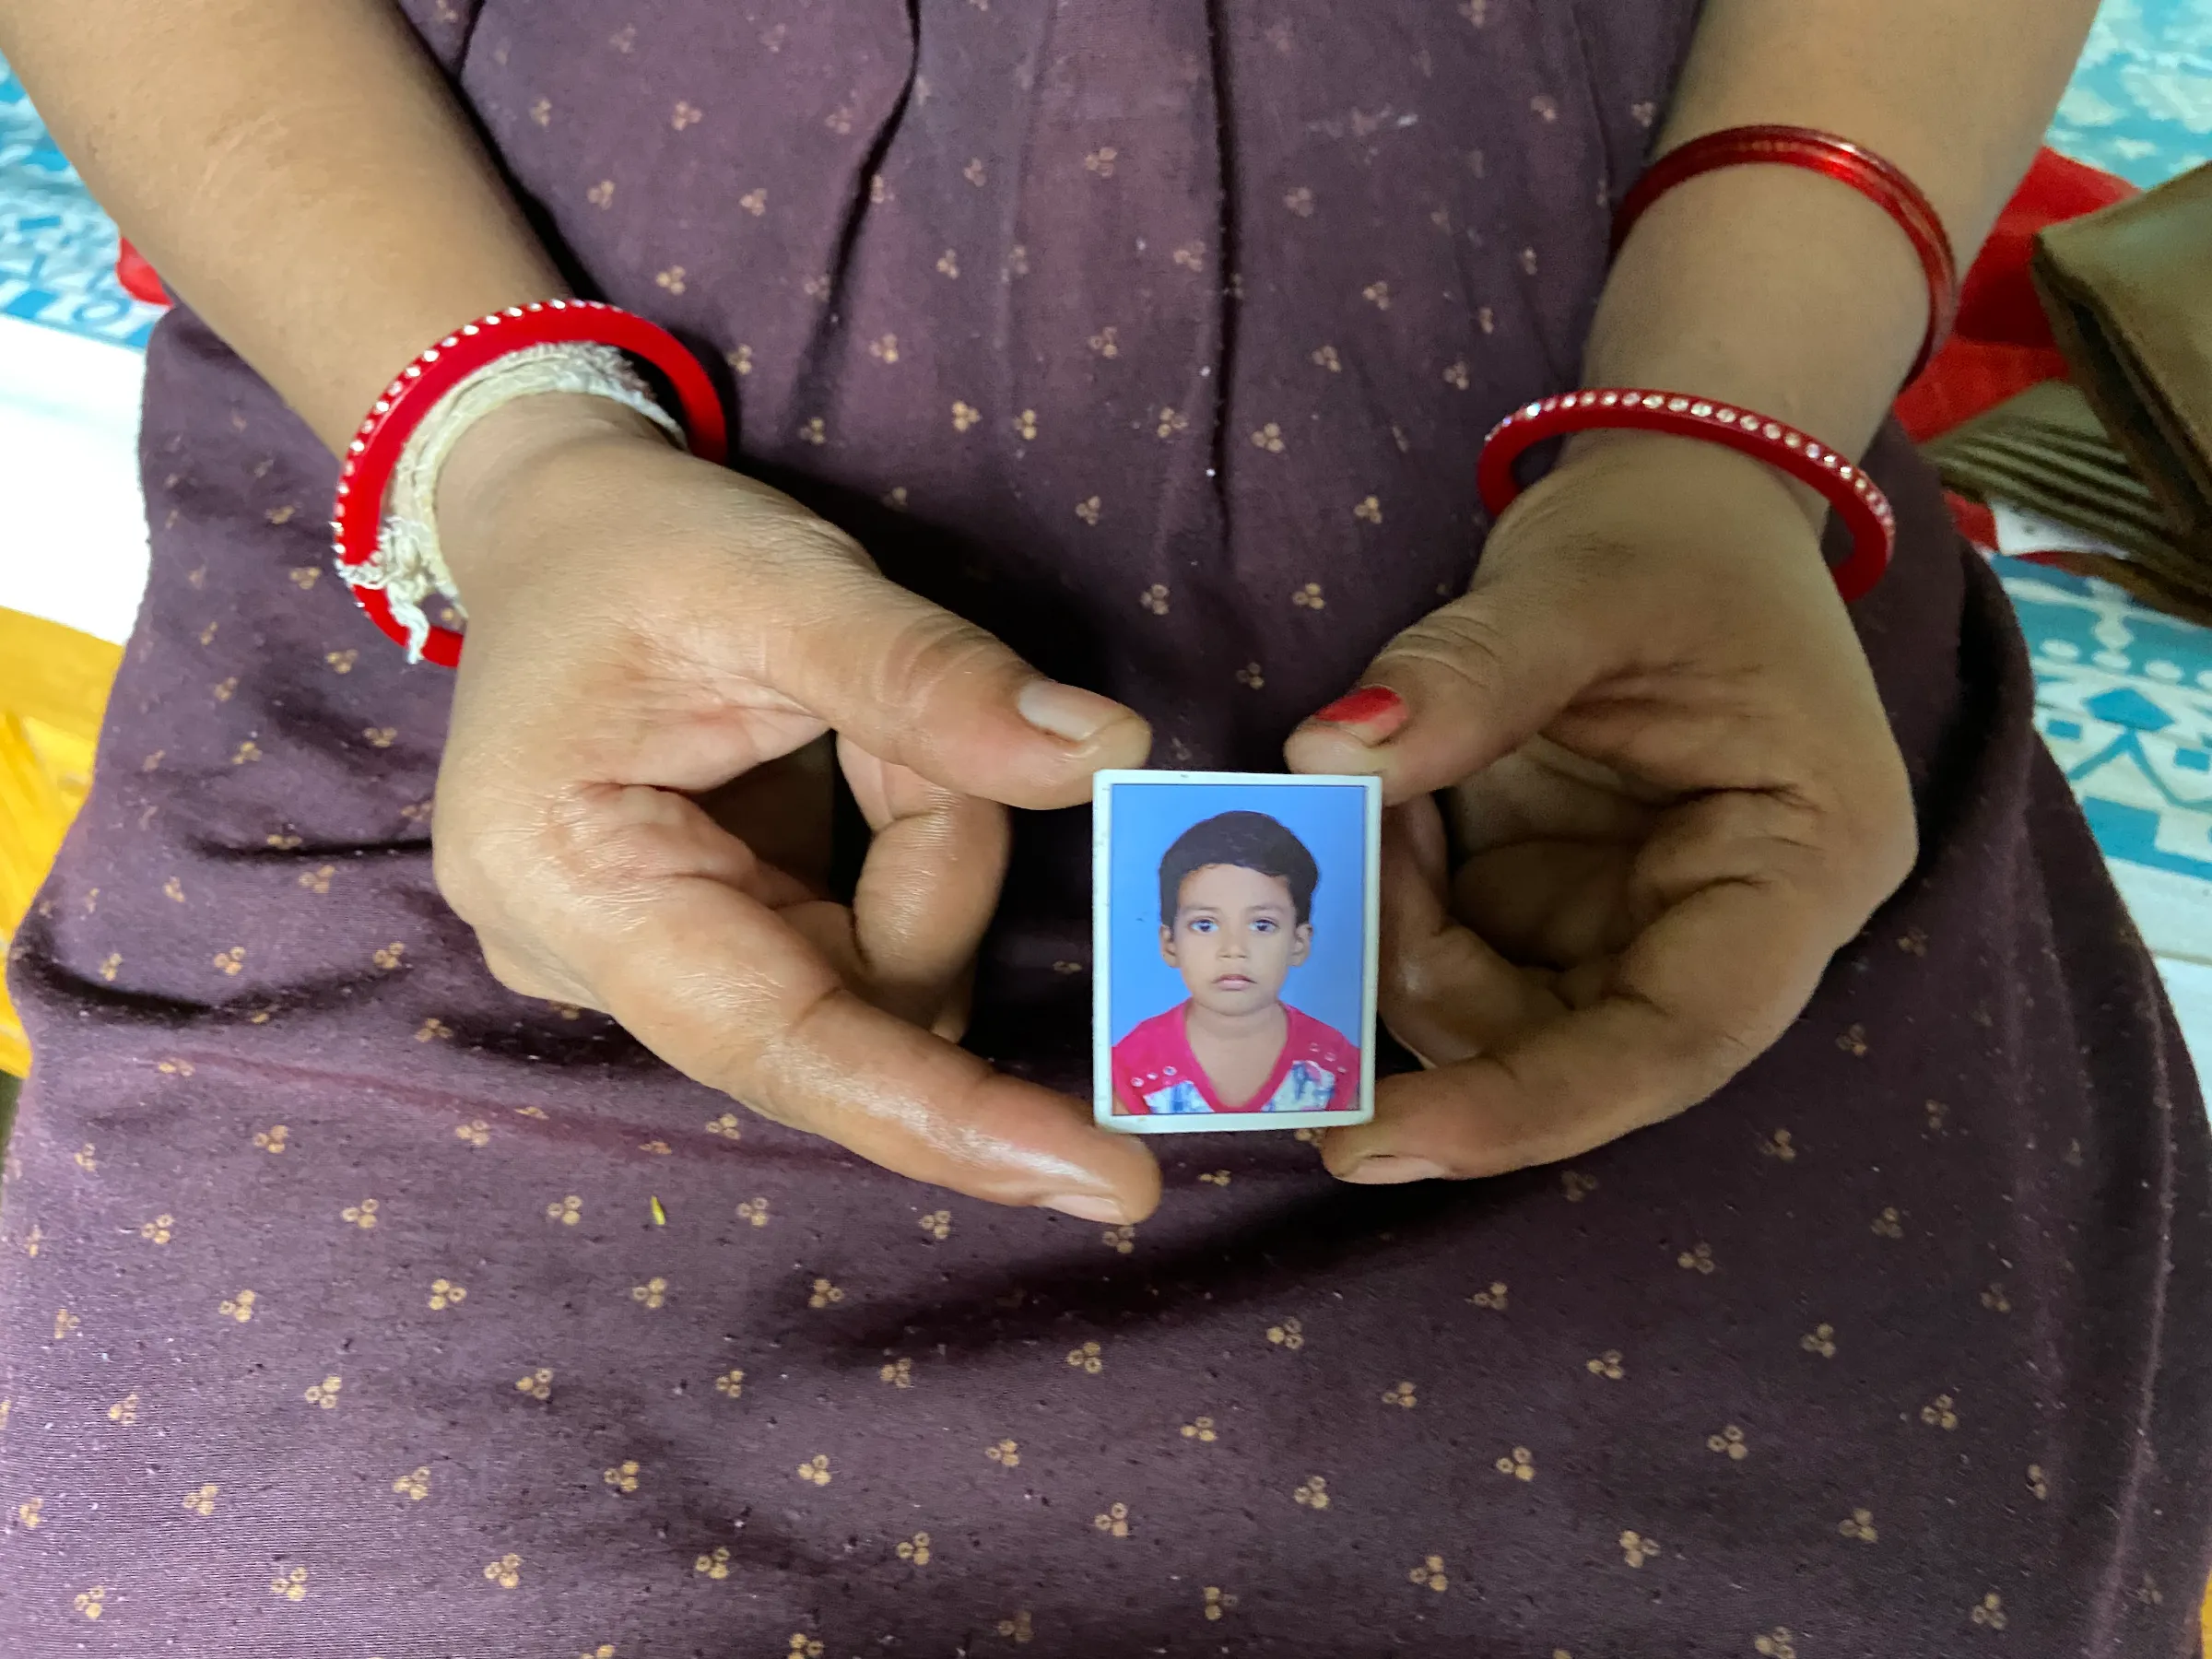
[329, 299, 728, 668]
[1476, 389, 1897, 603]
[1612, 124, 1959, 385]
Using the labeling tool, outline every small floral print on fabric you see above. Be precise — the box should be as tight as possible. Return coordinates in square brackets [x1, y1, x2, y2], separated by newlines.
[392, 1466, 431, 1502]
[796, 1453, 831, 1487]
[270, 1566, 310, 1603]
[1066, 1341, 1104, 1374]
[695, 1547, 732, 1581]
[1495, 1446, 1535, 1481]
[1092, 1502, 1131, 1538]
[1181, 1417, 1218, 1442]
[1619, 1530, 1661, 1567]
[1872, 1206, 1905, 1239]
[341, 1197, 381, 1230]
[1922, 1394, 1959, 1430]
[1381, 1380, 1418, 1408]
[986, 1439, 1020, 1468]
[106, 1392, 139, 1426]
[631, 1278, 668, 1311]
[917, 1209, 951, 1241]
[515, 1369, 554, 1402]
[603, 1461, 641, 1494]
[995, 1614, 1032, 1644]
[1801, 1323, 1838, 1358]
[74, 1586, 107, 1620]
[1759, 1129, 1797, 1161]
[427, 1278, 466, 1312]
[1707, 1425, 1749, 1461]
[1203, 1586, 1237, 1619]
[182, 1483, 219, 1517]
[546, 1195, 582, 1227]
[808, 1277, 843, 1309]
[707, 1112, 745, 1142]
[1839, 1507, 1878, 1542]
[897, 1532, 933, 1564]
[1266, 1316, 1305, 1350]
[880, 1357, 914, 1388]
[1100, 1225, 1136, 1254]
[1471, 1281, 1508, 1311]
[1971, 1593, 2007, 1630]
[1407, 1556, 1448, 1592]
[139, 1214, 174, 1245]
[1756, 1631, 1799, 1659]
[303, 1373, 341, 1409]
[1587, 1349, 1625, 1380]
[483, 1553, 523, 1590]
[218, 1290, 255, 1324]
[1562, 1170, 1598, 1202]
[1677, 1242, 1716, 1274]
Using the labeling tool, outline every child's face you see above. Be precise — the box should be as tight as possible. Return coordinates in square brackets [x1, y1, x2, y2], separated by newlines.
[1160, 863, 1312, 1016]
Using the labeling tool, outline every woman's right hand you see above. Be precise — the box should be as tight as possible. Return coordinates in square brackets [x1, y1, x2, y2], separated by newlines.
[427, 394, 1161, 1224]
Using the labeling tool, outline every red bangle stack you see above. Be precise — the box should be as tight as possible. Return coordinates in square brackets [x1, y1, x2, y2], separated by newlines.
[1612, 124, 1959, 385]
[329, 299, 727, 668]
[1476, 389, 1897, 604]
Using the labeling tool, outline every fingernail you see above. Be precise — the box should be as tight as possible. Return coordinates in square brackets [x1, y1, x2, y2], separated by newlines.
[1341, 1154, 1450, 1185]
[1017, 679, 1125, 745]
[1040, 1193, 1132, 1223]
[1311, 686, 1408, 741]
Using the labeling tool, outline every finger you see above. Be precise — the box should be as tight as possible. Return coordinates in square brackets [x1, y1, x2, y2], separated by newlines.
[1324, 796, 1851, 1183]
[1283, 558, 1614, 804]
[840, 740, 1011, 1030]
[745, 552, 1152, 811]
[1370, 797, 1563, 1071]
[1447, 841, 1638, 969]
[540, 789, 1158, 1220]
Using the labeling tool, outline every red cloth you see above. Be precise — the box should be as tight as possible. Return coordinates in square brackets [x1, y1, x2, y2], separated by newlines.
[113, 237, 171, 309]
[1893, 147, 2136, 445]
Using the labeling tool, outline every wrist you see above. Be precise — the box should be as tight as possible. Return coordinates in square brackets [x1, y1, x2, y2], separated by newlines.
[435, 392, 675, 606]
[1583, 165, 1924, 458]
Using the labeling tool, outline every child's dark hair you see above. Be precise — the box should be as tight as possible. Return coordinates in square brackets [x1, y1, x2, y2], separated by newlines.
[1159, 811, 1319, 925]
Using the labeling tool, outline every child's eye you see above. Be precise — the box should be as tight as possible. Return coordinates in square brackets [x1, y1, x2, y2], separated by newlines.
[1253, 919, 1277, 934]
[1189, 918, 1216, 934]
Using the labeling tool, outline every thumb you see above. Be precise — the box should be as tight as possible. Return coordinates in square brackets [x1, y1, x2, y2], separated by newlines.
[1282, 559, 1610, 802]
[761, 559, 1150, 812]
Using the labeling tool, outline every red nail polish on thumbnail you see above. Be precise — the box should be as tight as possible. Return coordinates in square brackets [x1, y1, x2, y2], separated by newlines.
[1311, 686, 1406, 735]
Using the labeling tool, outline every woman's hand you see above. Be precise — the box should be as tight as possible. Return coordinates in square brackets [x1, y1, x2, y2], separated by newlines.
[427, 395, 1161, 1222]
[1285, 432, 1917, 1182]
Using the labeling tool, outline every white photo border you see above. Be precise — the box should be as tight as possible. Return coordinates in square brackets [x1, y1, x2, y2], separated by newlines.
[1092, 770, 1382, 1135]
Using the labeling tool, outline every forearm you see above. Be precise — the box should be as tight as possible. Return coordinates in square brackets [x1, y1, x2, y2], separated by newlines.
[0, 0, 564, 452]
[1582, 0, 2098, 465]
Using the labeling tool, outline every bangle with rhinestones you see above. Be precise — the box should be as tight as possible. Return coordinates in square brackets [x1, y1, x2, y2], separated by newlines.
[329, 299, 727, 667]
[1476, 389, 1898, 602]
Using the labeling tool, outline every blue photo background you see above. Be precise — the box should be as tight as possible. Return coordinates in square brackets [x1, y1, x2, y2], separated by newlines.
[1104, 779, 1371, 1048]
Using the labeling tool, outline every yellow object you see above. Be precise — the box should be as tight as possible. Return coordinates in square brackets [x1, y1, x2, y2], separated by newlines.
[0, 607, 124, 1077]
[650, 1196, 666, 1227]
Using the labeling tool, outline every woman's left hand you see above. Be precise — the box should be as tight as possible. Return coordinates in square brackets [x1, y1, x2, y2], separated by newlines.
[1283, 431, 1918, 1183]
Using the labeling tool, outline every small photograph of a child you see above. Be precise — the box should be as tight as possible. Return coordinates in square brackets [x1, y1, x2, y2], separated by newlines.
[1093, 771, 1380, 1135]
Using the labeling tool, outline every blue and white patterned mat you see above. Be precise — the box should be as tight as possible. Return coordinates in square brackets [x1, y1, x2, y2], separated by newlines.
[0, 66, 162, 349]
[2002, 559, 2212, 883]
